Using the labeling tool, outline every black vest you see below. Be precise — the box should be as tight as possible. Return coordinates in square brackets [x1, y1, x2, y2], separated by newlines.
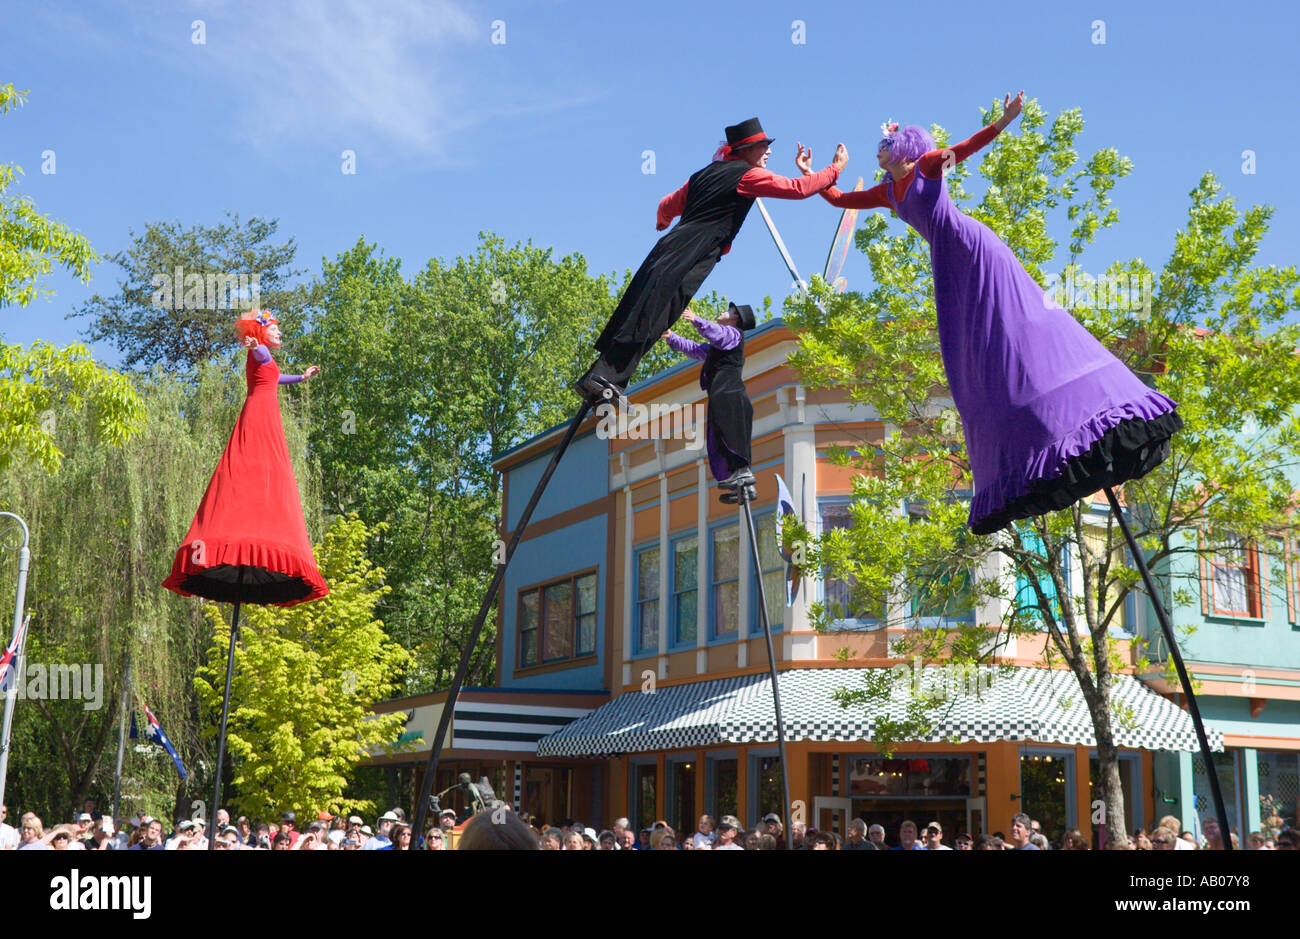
[681, 160, 755, 252]
[701, 331, 745, 392]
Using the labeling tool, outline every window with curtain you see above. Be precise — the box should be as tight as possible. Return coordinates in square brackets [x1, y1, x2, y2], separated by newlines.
[819, 502, 882, 624]
[1210, 535, 1261, 618]
[673, 534, 699, 645]
[752, 512, 785, 633]
[517, 570, 598, 668]
[636, 547, 660, 653]
[712, 524, 740, 637]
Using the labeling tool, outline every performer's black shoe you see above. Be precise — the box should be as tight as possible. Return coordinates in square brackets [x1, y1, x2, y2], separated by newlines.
[574, 369, 627, 410]
[719, 483, 757, 505]
[716, 467, 756, 490]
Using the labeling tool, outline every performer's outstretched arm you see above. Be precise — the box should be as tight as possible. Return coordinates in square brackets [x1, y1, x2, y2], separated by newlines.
[818, 182, 891, 210]
[245, 339, 316, 384]
[737, 163, 839, 199]
[916, 123, 1001, 179]
[663, 330, 710, 361]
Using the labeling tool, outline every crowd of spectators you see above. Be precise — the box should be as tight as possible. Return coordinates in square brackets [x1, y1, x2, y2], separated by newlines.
[3, 798, 1296, 852]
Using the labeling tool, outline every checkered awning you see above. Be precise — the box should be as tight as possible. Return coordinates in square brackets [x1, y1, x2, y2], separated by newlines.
[535, 666, 1222, 757]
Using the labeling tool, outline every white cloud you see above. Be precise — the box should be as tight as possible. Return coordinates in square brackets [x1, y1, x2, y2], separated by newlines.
[148, 0, 483, 155]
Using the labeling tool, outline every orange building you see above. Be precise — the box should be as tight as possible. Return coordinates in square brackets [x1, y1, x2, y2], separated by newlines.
[369, 319, 1219, 846]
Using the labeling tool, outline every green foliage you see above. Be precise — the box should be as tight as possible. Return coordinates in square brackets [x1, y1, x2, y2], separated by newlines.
[0, 360, 322, 821]
[70, 212, 308, 371]
[0, 341, 144, 474]
[785, 97, 1300, 845]
[195, 515, 411, 820]
[297, 234, 625, 692]
[0, 85, 98, 310]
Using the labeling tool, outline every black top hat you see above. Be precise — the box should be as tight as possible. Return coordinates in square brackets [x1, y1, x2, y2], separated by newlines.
[728, 302, 757, 331]
[724, 118, 774, 152]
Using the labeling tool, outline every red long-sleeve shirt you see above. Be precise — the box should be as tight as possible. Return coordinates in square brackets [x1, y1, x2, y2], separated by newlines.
[819, 122, 1001, 210]
[655, 162, 841, 231]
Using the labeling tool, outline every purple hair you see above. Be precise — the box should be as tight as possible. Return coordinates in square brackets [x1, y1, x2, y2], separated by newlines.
[880, 124, 935, 184]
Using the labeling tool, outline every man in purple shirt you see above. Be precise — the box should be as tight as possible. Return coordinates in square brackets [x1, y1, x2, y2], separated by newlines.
[662, 303, 758, 499]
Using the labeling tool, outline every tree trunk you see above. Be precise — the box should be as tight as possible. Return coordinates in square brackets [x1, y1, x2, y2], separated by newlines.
[1088, 696, 1130, 849]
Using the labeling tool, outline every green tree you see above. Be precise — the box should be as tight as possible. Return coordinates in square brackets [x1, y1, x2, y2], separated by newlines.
[70, 212, 309, 372]
[297, 234, 627, 691]
[195, 515, 411, 820]
[0, 85, 96, 309]
[785, 97, 1300, 848]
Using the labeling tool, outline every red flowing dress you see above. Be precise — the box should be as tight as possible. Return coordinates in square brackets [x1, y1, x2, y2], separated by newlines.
[163, 347, 328, 606]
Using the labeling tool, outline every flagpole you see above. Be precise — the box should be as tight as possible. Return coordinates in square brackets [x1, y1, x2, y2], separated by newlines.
[0, 511, 32, 817]
[112, 652, 131, 823]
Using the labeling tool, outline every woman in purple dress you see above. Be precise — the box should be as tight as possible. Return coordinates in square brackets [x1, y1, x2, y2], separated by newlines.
[801, 92, 1181, 535]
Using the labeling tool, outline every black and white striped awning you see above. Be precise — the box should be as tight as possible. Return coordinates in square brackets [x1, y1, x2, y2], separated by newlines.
[535, 667, 1222, 757]
[451, 700, 594, 753]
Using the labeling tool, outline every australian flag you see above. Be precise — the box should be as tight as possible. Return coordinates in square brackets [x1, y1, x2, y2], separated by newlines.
[130, 694, 188, 780]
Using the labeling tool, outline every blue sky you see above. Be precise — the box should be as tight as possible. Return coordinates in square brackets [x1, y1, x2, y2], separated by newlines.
[2, 0, 1297, 363]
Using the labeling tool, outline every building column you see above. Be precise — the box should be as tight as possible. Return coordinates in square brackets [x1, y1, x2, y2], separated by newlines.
[696, 459, 708, 674]
[1074, 745, 1092, 843]
[621, 483, 633, 688]
[985, 742, 1021, 830]
[782, 401, 817, 659]
[737, 501, 750, 669]
[1243, 748, 1260, 835]
[785, 742, 809, 831]
[657, 469, 669, 679]
[1177, 750, 1196, 835]
[736, 745, 749, 826]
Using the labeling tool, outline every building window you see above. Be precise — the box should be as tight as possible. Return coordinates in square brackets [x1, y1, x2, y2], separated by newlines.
[517, 570, 598, 668]
[711, 523, 740, 638]
[818, 501, 882, 625]
[751, 512, 785, 634]
[672, 534, 699, 645]
[1081, 527, 1130, 632]
[636, 546, 660, 654]
[631, 761, 657, 833]
[1014, 528, 1067, 627]
[706, 755, 738, 821]
[1209, 536, 1262, 618]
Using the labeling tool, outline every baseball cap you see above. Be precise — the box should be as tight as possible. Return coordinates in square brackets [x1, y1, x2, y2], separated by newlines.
[76, 813, 93, 822]
[583, 827, 598, 843]
[378, 811, 399, 822]
[360, 825, 373, 836]
[177, 820, 195, 831]
[280, 810, 296, 822]
[718, 815, 741, 831]
[926, 821, 943, 833]
[762, 813, 781, 824]
[347, 815, 364, 825]
[317, 811, 334, 821]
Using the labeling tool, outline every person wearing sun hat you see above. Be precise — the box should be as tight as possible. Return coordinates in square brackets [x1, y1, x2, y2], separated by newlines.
[575, 118, 848, 407]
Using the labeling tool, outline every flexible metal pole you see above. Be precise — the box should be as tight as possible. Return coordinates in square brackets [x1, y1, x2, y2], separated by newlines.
[0, 511, 31, 816]
[111, 652, 131, 822]
[739, 490, 793, 850]
[412, 400, 593, 842]
[1103, 487, 1232, 849]
[209, 600, 241, 850]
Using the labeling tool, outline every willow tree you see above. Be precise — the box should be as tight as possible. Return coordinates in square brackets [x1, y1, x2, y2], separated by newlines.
[0, 361, 322, 821]
[786, 98, 1300, 848]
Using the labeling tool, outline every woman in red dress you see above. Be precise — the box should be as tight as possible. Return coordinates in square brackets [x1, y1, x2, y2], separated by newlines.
[163, 310, 328, 606]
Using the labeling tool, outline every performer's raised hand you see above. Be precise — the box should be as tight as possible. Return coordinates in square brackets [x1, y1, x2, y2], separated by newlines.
[832, 143, 849, 171]
[997, 91, 1025, 130]
[679, 308, 697, 324]
[303, 365, 321, 380]
[795, 143, 814, 177]
[661, 329, 673, 340]
[241, 335, 259, 350]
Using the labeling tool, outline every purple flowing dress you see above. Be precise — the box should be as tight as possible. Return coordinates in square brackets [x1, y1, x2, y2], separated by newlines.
[887, 157, 1181, 534]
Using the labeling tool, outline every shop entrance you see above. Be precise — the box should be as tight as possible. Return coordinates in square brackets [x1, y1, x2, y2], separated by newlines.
[523, 766, 572, 827]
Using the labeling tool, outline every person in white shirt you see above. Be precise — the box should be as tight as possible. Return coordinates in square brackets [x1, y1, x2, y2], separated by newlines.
[921, 821, 952, 850]
[0, 804, 18, 850]
[713, 816, 744, 850]
[692, 814, 716, 849]
[361, 812, 397, 850]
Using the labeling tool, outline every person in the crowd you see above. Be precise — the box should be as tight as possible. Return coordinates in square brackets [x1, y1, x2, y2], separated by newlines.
[539, 827, 562, 850]
[1007, 814, 1038, 850]
[597, 829, 618, 850]
[1060, 829, 1089, 850]
[895, 820, 922, 850]
[953, 832, 974, 850]
[1150, 827, 1177, 850]
[714, 816, 744, 850]
[921, 821, 951, 850]
[650, 828, 678, 850]
[843, 818, 876, 851]
[692, 814, 716, 850]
